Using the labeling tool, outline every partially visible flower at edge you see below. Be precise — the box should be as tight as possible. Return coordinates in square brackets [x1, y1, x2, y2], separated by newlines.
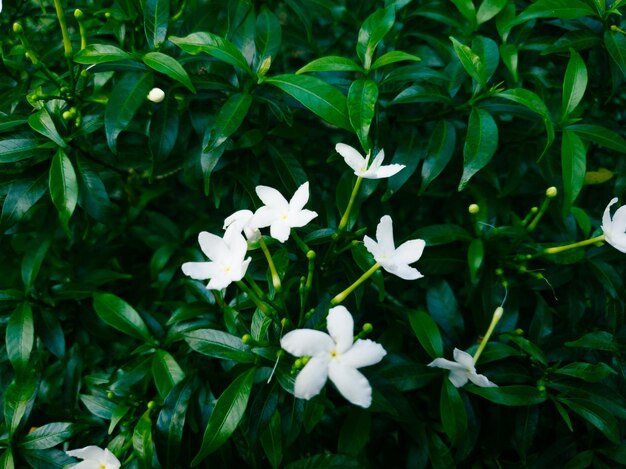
[66, 445, 121, 469]
[428, 348, 497, 388]
[602, 197, 626, 253]
[335, 143, 405, 179]
[251, 181, 318, 243]
[147, 87, 165, 103]
[224, 209, 262, 242]
[280, 305, 387, 408]
[364, 215, 425, 280]
[181, 224, 251, 290]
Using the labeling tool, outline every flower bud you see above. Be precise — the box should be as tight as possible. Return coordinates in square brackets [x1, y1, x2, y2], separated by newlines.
[545, 186, 557, 198]
[495, 268, 504, 276]
[106, 391, 114, 399]
[530, 206, 538, 213]
[514, 328, 524, 335]
[105, 12, 112, 18]
[306, 250, 316, 260]
[147, 400, 155, 409]
[362, 323, 373, 333]
[74, 9, 85, 20]
[294, 358, 303, 369]
[468, 203, 480, 214]
[494, 306, 504, 321]
[281, 317, 289, 328]
[241, 334, 251, 344]
[13, 23, 24, 34]
[301, 356, 310, 365]
[257, 57, 272, 77]
[147, 87, 165, 103]
[80, 69, 89, 78]
[62, 111, 73, 120]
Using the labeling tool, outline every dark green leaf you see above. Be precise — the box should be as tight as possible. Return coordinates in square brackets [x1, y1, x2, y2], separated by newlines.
[604, 30, 626, 79]
[6, 302, 34, 372]
[467, 385, 547, 406]
[510, 0, 596, 27]
[285, 454, 360, 469]
[255, 6, 282, 65]
[440, 379, 467, 444]
[477, 0, 507, 24]
[347, 79, 378, 152]
[357, 7, 395, 70]
[408, 309, 443, 359]
[370, 51, 420, 70]
[561, 130, 586, 213]
[74, 44, 133, 64]
[149, 95, 179, 166]
[296, 56, 364, 74]
[156, 379, 194, 468]
[184, 329, 256, 363]
[338, 410, 370, 457]
[562, 49, 587, 117]
[450, 37, 486, 86]
[554, 362, 616, 383]
[133, 409, 155, 469]
[0, 449, 14, 469]
[0, 173, 48, 231]
[19, 423, 76, 450]
[192, 368, 255, 465]
[144, 0, 169, 49]
[410, 224, 472, 246]
[459, 107, 498, 190]
[143, 52, 194, 92]
[49, 149, 79, 234]
[261, 411, 282, 468]
[559, 398, 620, 443]
[450, 0, 477, 29]
[565, 331, 618, 352]
[0, 138, 41, 163]
[152, 350, 185, 399]
[21, 238, 50, 292]
[207, 92, 253, 151]
[4, 372, 38, 435]
[79, 394, 116, 420]
[93, 292, 154, 342]
[169, 32, 252, 74]
[566, 124, 626, 153]
[420, 120, 457, 193]
[467, 238, 484, 284]
[28, 108, 67, 148]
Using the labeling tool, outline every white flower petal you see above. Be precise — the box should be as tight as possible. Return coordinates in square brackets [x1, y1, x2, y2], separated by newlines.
[289, 181, 310, 213]
[607, 235, 626, 253]
[385, 263, 423, 280]
[610, 204, 626, 233]
[372, 163, 405, 179]
[336, 143, 366, 173]
[198, 231, 227, 262]
[427, 357, 466, 372]
[394, 239, 425, 265]
[294, 355, 330, 400]
[369, 149, 385, 171]
[181, 262, 218, 280]
[281, 329, 334, 356]
[341, 339, 386, 368]
[270, 220, 291, 242]
[252, 206, 277, 228]
[328, 362, 373, 408]
[448, 370, 470, 388]
[453, 348, 475, 370]
[256, 185, 288, 209]
[206, 273, 233, 290]
[223, 209, 254, 231]
[289, 209, 318, 228]
[70, 461, 102, 469]
[363, 235, 379, 258]
[376, 215, 395, 254]
[230, 257, 251, 282]
[602, 198, 618, 233]
[102, 449, 121, 468]
[326, 306, 354, 354]
[469, 372, 498, 388]
[67, 446, 106, 461]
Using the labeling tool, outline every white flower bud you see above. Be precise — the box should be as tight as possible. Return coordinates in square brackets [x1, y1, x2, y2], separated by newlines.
[147, 87, 165, 103]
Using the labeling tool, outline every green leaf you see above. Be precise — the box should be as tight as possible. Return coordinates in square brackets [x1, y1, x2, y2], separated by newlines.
[27, 108, 67, 148]
[477, 0, 507, 24]
[561, 130, 586, 213]
[207, 92, 253, 151]
[79, 394, 116, 420]
[605, 30, 626, 79]
[566, 124, 626, 153]
[285, 454, 360, 469]
[500, 44, 519, 82]
[109, 404, 131, 435]
[0, 138, 41, 163]
[410, 224, 472, 246]
[75, 157, 113, 222]
[0, 448, 14, 469]
[21, 237, 50, 292]
[152, 350, 186, 399]
[502, 334, 548, 366]
[265, 74, 350, 130]
[510, 0, 596, 27]
[105, 72, 154, 153]
[467, 385, 547, 406]
[370, 50, 420, 70]
[554, 362, 616, 383]
[144, 0, 169, 49]
[357, 7, 395, 70]
[426, 279, 464, 339]
[420, 120, 457, 193]
[255, 6, 282, 65]
[169, 32, 252, 74]
[133, 409, 155, 469]
[541, 30, 601, 55]
[143, 52, 195, 92]
[408, 309, 443, 359]
[49, 149, 79, 235]
[185, 329, 256, 363]
[495, 89, 554, 157]
[149, 95, 179, 166]
[459, 107, 498, 191]
[440, 379, 467, 444]
[261, 411, 283, 469]
[467, 238, 484, 284]
[6, 302, 34, 372]
[0, 173, 48, 231]
[347, 79, 378, 152]
[192, 368, 255, 465]
[93, 292, 154, 342]
[296, 56, 364, 74]
[562, 49, 587, 118]
[450, 0, 477, 30]
[559, 398, 620, 443]
[155, 379, 194, 468]
[19, 423, 76, 450]
[565, 331, 618, 352]
[74, 44, 133, 64]
[450, 37, 486, 86]
[4, 373, 37, 435]
[338, 410, 370, 457]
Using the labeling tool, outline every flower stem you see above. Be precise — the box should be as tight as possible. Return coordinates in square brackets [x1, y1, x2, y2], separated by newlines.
[330, 263, 380, 305]
[53, 0, 73, 58]
[236, 281, 272, 316]
[338, 177, 362, 232]
[258, 237, 281, 291]
[473, 306, 504, 364]
[291, 230, 310, 254]
[527, 197, 551, 232]
[541, 234, 605, 255]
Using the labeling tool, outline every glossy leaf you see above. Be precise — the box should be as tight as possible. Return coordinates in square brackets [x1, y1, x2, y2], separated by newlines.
[450, 0, 477, 29]
[0, 173, 48, 231]
[357, 7, 395, 70]
[169, 32, 252, 74]
[49, 149, 79, 234]
[149, 95, 179, 166]
[144, 0, 169, 49]
[6, 302, 34, 371]
[566, 124, 626, 153]
[559, 398, 620, 443]
[206, 92, 253, 151]
[261, 411, 282, 469]
[93, 292, 154, 342]
[19, 423, 76, 450]
[420, 120, 457, 193]
[562, 49, 587, 117]
[561, 130, 586, 213]
[450, 37, 486, 86]
[605, 30, 626, 79]
[408, 309, 443, 359]
[459, 107, 498, 191]
[74, 44, 133, 64]
[143, 52, 195, 91]
[185, 329, 256, 363]
[347, 78, 378, 152]
[477, 0, 507, 24]
[133, 409, 155, 469]
[554, 362, 616, 383]
[440, 379, 467, 444]
[156, 379, 194, 468]
[4, 372, 37, 435]
[255, 6, 282, 65]
[370, 50, 421, 70]
[28, 108, 67, 148]
[467, 238, 484, 284]
[467, 385, 547, 406]
[152, 350, 186, 399]
[0, 138, 41, 163]
[296, 56, 364, 74]
[510, 0, 596, 27]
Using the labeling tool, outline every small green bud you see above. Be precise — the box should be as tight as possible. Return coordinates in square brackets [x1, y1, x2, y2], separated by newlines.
[60, 86, 70, 94]
[301, 356, 310, 365]
[257, 57, 272, 77]
[80, 69, 89, 78]
[74, 9, 85, 20]
[495, 268, 504, 276]
[147, 400, 155, 409]
[534, 273, 544, 280]
[350, 240, 360, 246]
[546, 186, 557, 198]
[281, 317, 289, 328]
[514, 328, 524, 335]
[468, 203, 480, 214]
[74, 116, 82, 127]
[331, 232, 339, 241]
[530, 206, 539, 213]
[13, 23, 24, 34]
[62, 111, 73, 120]
[537, 385, 546, 392]
[362, 323, 373, 333]
[106, 391, 114, 399]
[502, 280, 509, 288]
[294, 358, 303, 369]
[306, 250, 316, 260]
[610, 25, 620, 32]
[25, 51, 37, 65]
[241, 334, 251, 344]
[105, 12, 112, 18]
[518, 265, 527, 273]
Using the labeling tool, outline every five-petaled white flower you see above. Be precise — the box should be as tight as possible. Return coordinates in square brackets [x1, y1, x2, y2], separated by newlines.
[602, 198, 626, 253]
[281, 306, 386, 408]
[251, 181, 318, 243]
[335, 143, 405, 179]
[66, 446, 121, 469]
[181, 225, 251, 290]
[224, 209, 261, 242]
[428, 348, 497, 388]
[363, 215, 425, 280]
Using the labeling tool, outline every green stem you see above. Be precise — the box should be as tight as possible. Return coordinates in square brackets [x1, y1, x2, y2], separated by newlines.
[236, 281, 271, 316]
[337, 177, 362, 232]
[473, 306, 504, 364]
[259, 237, 281, 290]
[291, 230, 310, 254]
[170, 0, 187, 21]
[541, 234, 605, 255]
[53, 0, 73, 58]
[330, 263, 380, 305]
[527, 197, 551, 232]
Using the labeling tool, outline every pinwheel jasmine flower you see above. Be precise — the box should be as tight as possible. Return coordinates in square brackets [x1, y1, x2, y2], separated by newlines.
[224, 209, 261, 242]
[66, 446, 121, 469]
[364, 215, 425, 280]
[602, 198, 626, 253]
[281, 306, 386, 408]
[251, 181, 318, 243]
[428, 348, 497, 388]
[181, 225, 251, 290]
[335, 143, 405, 179]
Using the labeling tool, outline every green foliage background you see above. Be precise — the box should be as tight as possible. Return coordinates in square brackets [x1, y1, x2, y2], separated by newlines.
[1, 0, 626, 467]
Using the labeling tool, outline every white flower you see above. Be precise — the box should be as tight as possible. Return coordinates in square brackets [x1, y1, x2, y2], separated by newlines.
[602, 197, 626, 253]
[223, 209, 261, 242]
[251, 181, 318, 243]
[363, 215, 425, 280]
[66, 446, 121, 469]
[428, 348, 497, 388]
[335, 143, 405, 179]
[147, 87, 165, 103]
[280, 305, 386, 408]
[181, 225, 251, 290]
